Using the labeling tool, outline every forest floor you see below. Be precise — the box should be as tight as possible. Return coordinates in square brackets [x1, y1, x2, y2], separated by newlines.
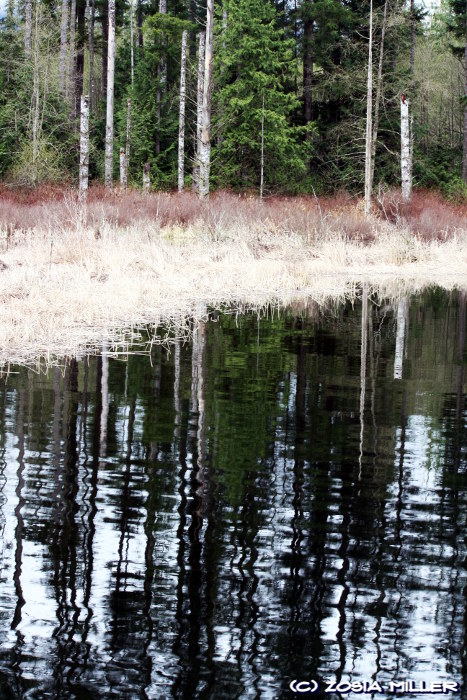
[0, 185, 466, 367]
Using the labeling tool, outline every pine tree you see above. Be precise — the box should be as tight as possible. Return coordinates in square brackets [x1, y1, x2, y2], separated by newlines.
[213, 0, 307, 192]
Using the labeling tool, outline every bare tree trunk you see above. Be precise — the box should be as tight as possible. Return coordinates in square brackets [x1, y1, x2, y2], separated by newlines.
[60, 0, 68, 93]
[401, 95, 412, 203]
[199, 0, 214, 199]
[369, 0, 388, 192]
[67, 0, 76, 113]
[193, 31, 205, 192]
[31, 7, 40, 181]
[125, 97, 131, 186]
[303, 1, 313, 140]
[364, 0, 373, 215]
[130, 0, 134, 85]
[79, 95, 89, 199]
[178, 30, 188, 192]
[25, 0, 32, 56]
[104, 0, 116, 187]
[463, 12, 467, 183]
[119, 147, 126, 187]
[75, 0, 85, 116]
[410, 0, 415, 74]
[156, 0, 167, 156]
[136, 0, 143, 47]
[260, 92, 264, 201]
[143, 162, 150, 194]
[88, 0, 95, 109]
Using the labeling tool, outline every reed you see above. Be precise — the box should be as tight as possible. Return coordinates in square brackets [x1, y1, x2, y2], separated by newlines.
[0, 187, 465, 367]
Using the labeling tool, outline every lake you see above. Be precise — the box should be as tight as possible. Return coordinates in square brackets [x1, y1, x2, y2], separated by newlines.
[0, 286, 465, 699]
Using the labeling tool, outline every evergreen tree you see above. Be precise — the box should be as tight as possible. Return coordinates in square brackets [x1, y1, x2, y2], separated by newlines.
[212, 0, 308, 193]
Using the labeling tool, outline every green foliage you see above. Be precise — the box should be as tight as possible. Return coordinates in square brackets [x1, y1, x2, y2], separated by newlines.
[212, 0, 309, 193]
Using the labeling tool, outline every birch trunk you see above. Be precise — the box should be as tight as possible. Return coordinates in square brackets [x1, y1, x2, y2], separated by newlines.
[303, 2, 313, 139]
[143, 162, 150, 194]
[79, 94, 89, 199]
[59, 0, 68, 93]
[25, 0, 32, 56]
[88, 0, 95, 109]
[364, 0, 373, 216]
[260, 93, 264, 201]
[401, 96, 411, 203]
[67, 0, 76, 112]
[125, 97, 131, 187]
[130, 0, 134, 85]
[178, 30, 188, 192]
[463, 13, 467, 183]
[369, 0, 388, 192]
[193, 31, 205, 192]
[199, 0, 214, 199]
[156, 0, 167, 156]
[104, 0, 116, 187]
[119, 148, 126, 186]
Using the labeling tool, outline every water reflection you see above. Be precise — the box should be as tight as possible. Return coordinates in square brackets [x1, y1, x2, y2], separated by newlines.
[0, 288, 465, 699]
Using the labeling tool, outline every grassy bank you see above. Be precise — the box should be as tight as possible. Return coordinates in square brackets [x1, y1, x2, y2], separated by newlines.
[0, 187, 466, 367]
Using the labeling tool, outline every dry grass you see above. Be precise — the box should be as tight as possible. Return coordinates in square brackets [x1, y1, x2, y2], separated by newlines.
[0, 186, 465, 367]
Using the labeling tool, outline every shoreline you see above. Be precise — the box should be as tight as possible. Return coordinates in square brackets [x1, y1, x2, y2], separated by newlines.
[0, 188, 466, 367]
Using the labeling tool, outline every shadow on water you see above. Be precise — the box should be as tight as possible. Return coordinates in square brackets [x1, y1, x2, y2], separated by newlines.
[0, 287, 465, 699]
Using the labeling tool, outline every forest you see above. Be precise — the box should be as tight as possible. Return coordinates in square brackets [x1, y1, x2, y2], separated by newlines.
[0, 0, 466, 200]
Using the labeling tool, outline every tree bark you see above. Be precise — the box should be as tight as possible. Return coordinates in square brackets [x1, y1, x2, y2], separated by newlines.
[260, 92, 264, 200]
[119, 147, 126, 187]
[199, 0, 214, 199]
[59, 0, 68, 93]
[130, 0, 134, 85]
[143, 162, 150, 194]
[401, 95, 412, 203]
[463, 9, 467, 183]
[25, 0, 32, 57]
[67, 0, 76, 113]
[303, 1, 313, 136]
[178, 30, 188, 192]
[124, 97, 131, 187]
[364, 0, 373, 215]
[88, 0, 95, 109]
[156, 0, 167, 156]
[79, 94, 89, 199]
[369, 0, 388, 192]
[193, 31, 205, 192]
[75, 0, 86, 116]
[104, 0, 116, 187]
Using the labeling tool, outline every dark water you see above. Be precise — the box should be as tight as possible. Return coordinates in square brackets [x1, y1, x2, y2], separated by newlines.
[0, 287, 466, 700]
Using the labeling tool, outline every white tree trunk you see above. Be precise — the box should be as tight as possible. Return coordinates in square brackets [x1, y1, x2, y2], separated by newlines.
[260, 92, 264, 201]
[401, 96, 412, 203]
[104, 0, 116, 187]
[125, 97, 131, 187]
[143, 162, 150, 194]
[370, 0, 388, 192]
[25, 0, 32, 56]
[193, 31, 205, 192]
[79, 94, 89, 199]
[88, 0, 95, 109]
[156, 0, 167, 155]
[119, 147, 126, 187]
[463, 22, 467, 183]
[130, 0, 134, 85]
[199, 0, 214, 199]
[59, 0, 68, 93]
[67, 0, 76, 113]
[178, 30, 188, 192]
[364, 0, 373, 216]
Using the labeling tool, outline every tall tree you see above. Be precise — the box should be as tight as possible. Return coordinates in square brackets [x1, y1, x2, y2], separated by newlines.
[104, 0, 116, 186]
[178, 30, 187, 192]
[364, 0, 373, 215]
[198, 0, 214, 198]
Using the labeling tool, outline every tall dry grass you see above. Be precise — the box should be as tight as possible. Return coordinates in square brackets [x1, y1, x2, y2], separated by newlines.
[0, 186, 465, 366]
